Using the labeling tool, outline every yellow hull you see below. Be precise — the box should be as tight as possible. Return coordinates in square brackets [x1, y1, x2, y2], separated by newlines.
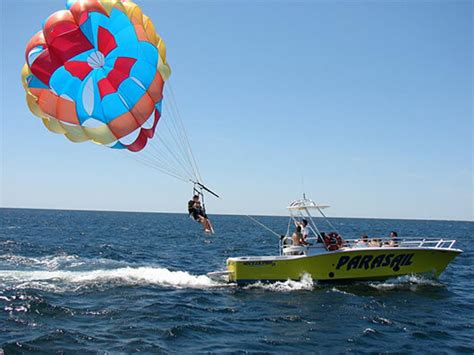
[226, 248, 461, 284]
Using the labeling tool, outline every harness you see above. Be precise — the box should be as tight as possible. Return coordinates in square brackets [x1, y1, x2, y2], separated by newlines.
[193, 183, 207, 216]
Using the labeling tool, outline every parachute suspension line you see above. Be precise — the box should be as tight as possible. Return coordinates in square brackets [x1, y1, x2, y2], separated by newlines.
[124, 142, 190, 182]
[122, 151, 189, 183]
[148, 112, 190, 176]
[166, 83, 203, 184]
[126, 130, 196, 184]
[142, 83, 202, 184]
[165, 84, 199, 182]
[160, 104, 190, 171]
[119, 81, 208, 190]
[140, 144, 187, 179]
[117, 100, 196, 182]
[101, 138, 189, 182]
[159, 102, 197, 179]
[148, 131, 195, 181]
[161, 96, 193, 173]
[137, 148, 190, 182]
[133, 111, 196, 181]
[150, 136, 193, 179]
[135, 159, 188, 182]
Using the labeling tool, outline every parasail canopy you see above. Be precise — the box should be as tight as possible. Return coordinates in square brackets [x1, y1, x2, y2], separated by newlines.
[22, 0, 212, 190]
[22, 0, 171, 152]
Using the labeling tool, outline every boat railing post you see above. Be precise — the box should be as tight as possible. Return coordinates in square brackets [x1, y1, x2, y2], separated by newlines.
[304, 207, 328, 251]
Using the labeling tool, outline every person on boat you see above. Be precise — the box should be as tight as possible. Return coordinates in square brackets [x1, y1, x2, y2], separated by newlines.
[355, 235, 369, 248]
[295, 219, 311, 243]
[387, 231, 399, 247]
[369, 238, 382, 247]
[292, 226, 308, 246]
[301, 219, 310, 242]
[188, 195, 213, 233]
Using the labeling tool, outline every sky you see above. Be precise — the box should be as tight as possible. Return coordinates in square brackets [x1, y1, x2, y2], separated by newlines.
[0, 0, 472, 220]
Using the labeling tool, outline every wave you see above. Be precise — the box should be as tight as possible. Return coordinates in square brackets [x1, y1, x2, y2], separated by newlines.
[328, 287, 356, 296]
[243, 273, 314, 292]
[0, 254, 79, 269]
[0, 266, 221, 292]
[0, 254, 130, 271]
[368, 274, 444, 291]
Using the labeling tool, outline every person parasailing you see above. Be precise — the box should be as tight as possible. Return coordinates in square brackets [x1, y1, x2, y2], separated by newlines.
[188, 191, 214, 233]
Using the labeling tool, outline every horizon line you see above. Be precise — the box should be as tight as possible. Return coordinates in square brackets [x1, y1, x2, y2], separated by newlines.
[0, 206, 472, 223]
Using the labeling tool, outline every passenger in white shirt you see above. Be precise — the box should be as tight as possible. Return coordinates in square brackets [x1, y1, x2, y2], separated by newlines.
[301, 219, 310, 242]
[354, 235, 369, 248]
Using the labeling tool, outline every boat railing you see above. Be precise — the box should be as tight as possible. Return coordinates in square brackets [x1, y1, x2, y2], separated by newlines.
[397, 239, 457, 249]
[280, 236, 458, 255]
[341, 237, 458, 249]
[336, 238, 456, 249]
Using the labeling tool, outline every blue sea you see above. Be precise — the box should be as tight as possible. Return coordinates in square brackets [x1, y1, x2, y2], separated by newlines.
[0, 208, 473, 353]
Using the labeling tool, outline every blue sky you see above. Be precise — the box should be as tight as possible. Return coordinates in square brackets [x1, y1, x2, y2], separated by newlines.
[1, 0, 472, 220]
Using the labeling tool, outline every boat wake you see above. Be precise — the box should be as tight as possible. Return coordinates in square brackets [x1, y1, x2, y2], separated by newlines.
[243, 273, 314, 292]
[0, 267, 223, 292]
[368, 274, 444, 291]
[0, 253, 129, 271]
[0, 254, 222, 292]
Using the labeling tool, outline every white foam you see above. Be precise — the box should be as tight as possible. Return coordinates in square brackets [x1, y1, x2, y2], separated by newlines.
[0, 254, 127, 271]
[329, 287, 355, 296]
[369, 274, 443, 291]
[244, 273, 314, 292]
[0, 266, 220, 292]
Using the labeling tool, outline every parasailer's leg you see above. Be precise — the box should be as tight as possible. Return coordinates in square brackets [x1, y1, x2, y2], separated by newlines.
[202, 217, 212, 233]
[197, 215, 213, 233]
[205, 218, 214, 234]
[196, 215, 208, 232]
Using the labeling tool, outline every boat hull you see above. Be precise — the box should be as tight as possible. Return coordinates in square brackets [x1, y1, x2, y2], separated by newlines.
[226, 248, 462, 284]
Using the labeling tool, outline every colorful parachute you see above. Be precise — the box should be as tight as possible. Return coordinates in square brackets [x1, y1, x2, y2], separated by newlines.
[21, 0, 171, 152]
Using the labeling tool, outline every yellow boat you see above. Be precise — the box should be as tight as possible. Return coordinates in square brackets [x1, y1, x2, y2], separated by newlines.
[210, 197, 463, 285]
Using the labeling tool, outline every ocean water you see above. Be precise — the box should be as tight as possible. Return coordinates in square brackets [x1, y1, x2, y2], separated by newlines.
[0, 208, 473, 353]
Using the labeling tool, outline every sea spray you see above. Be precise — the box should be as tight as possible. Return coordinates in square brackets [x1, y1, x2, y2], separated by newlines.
[243, 273, 314, 292]
[0, 266, 221, 292]
[369, 274, 444, 291]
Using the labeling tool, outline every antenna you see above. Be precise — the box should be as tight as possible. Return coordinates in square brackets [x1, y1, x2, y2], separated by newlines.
[301, 171, 305, 199]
